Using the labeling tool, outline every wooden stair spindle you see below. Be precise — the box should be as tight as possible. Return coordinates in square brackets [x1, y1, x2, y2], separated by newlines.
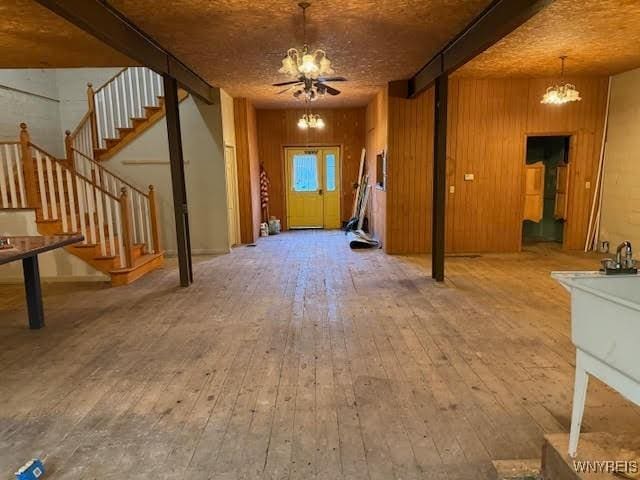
[148, 185, 161, 254]
[120, 187, 134, 268]
[19, 123, 39, 210]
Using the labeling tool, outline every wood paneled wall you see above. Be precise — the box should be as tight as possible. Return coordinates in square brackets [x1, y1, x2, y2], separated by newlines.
[256, 108, 366, 229]
[380, 76, 609, 254]
[233, 98, 261, 243]
[365, 88, 388, 244]
[386, 89, 435, 254]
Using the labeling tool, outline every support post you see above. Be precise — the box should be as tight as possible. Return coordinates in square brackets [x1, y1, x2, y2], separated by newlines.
[119, 187, 134, 268]
[432, 75, 448, 282]
[19, 123, 38, 210]
[87, 83, 99, 151]
[148, 185, 161, 254]
[163, 75, 193, 286]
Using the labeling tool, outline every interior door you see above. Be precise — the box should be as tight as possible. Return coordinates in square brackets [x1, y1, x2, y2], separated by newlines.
[523, 161, 545, 222]
[224, 145, 241, 246]
[286, 147, 341, 229]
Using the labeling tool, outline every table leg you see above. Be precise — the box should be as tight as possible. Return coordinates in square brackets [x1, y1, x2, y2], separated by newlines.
[22, 255, 44, 329]
[569, 352, 589, 457]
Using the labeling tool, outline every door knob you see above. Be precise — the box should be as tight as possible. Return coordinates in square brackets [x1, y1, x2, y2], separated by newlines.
[318, 189, 323, 195]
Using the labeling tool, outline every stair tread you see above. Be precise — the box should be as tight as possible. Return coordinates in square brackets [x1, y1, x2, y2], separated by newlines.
[110, 251, 164, 273]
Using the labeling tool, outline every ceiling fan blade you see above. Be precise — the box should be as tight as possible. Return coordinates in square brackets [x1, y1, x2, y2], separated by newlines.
[317, 76, 347, 82]
[272, 80, 303, 87]
[318, 83, 341, 95]
[277, 85, 297, 95]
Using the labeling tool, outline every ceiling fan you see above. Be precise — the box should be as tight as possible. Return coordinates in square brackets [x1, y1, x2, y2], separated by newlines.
[272, 76, 347, 101]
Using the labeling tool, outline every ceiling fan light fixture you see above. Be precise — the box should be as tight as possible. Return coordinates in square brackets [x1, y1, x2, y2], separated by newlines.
[278, 3, 335, 81]
[279, 54, 296, 75]
[319, 56, 334, 75]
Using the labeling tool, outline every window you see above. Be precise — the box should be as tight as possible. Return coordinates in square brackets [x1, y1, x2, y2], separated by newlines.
[325, 153, 336, 191]
[293, 154, 318, 191]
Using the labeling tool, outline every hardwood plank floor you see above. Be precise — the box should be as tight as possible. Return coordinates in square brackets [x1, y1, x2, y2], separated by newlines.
[1, 231, 638, 479]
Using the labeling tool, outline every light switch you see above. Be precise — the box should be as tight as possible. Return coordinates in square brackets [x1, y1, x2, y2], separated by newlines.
[464, 173, 474, 181]
[449, 185, 455, 194]
[585, 181, 591, 189]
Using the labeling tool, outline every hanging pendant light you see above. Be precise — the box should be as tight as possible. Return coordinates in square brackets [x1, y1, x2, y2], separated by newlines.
[297, 112, 325, 129]
[541, 56, 582, 105]
[278, 2, 334, 80]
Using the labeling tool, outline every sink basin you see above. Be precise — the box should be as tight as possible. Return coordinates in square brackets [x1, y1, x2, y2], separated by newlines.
[551, 271, 640, 457]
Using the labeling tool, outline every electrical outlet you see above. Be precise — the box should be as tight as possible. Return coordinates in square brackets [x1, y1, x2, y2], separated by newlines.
[585, 181, 591, 189]
[464, 173, 474, 181]
[449, 185, 455, 194]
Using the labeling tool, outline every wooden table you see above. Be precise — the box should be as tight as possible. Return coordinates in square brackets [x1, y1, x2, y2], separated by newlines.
[0, 235, 84, 329]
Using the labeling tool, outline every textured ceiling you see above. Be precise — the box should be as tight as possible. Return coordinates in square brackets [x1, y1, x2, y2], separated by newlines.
[0, 0, 133, 68]
[106, 0, 492, 108]
[456, 0, 640, 78]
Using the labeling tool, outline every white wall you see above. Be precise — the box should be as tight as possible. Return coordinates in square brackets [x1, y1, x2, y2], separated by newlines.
[56, 68, 121, 135]
[103, 91, 231, 256]
[0, 67, 124, 157]
[0, 210, 108, 283]
[600, 67, 640, 250]
[0, 69, 63, 156]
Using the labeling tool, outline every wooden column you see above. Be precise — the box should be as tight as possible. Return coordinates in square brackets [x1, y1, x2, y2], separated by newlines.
[163, 75, 193, 286]
[119, 188, 134, 268]
[148, 185, 161, 254]
[87, 83, 99, 151]
[19, 123, 38, 210]
[432, 75, 448, 282]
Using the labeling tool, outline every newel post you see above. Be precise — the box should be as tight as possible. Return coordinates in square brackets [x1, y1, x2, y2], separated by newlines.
[119, 187, 134, 268]
[148, 185, 161, 253]
[87, 83, 99, 151]
[19, 123, 38, 209]
[64, 130, 75, 172]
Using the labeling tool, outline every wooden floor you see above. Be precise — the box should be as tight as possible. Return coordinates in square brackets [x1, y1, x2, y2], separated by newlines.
[1, 230, 638, 479]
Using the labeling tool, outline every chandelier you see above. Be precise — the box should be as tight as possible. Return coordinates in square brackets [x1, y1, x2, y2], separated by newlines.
[279, 2, 334, 80]
[541, 56, 582, 105]
[297, 113, 325, 130]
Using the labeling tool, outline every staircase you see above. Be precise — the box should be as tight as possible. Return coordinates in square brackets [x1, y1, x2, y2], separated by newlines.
[0, 66, 175, 286]
[71, 66, 187, 162]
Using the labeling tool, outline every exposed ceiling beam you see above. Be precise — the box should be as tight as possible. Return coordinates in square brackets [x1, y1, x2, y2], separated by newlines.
[33, 0, 217, 104]
[408, 0, 554, 97]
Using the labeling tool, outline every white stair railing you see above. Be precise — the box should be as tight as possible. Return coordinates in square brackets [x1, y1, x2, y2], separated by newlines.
[0, 141, 26, 208]
[30, 143, 127, 267]
[71, 148, 158, 255]
[89, 67, 165, 150]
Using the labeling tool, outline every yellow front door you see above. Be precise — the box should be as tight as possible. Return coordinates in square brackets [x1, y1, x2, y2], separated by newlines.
[285, 147, 340, 229]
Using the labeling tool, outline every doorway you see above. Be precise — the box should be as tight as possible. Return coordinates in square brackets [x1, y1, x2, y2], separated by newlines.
[522, 136, 570, 245]
[285, 146, 341, 229]
[224, 145, 241, 246]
